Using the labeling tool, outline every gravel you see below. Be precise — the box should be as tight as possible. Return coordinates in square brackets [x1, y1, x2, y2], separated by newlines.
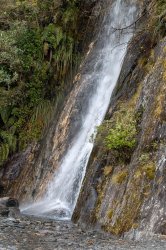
[0, 215, 166, 249]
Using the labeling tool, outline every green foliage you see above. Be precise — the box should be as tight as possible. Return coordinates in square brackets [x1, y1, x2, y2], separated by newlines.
[0, 0, 81, 165]
[142, 163, 156, 180]
[16, 29, 43, 72]
[0, 144, 9, 166]
[138, 151, 156, 181]
[105, 111, 137, 151]
[156, 0, 166, 15]
[139, 153, 150, 164]
[62, 1, 78, 28]
[0, 107, 12, 124]
[42, 24, 63, 48]
[42, 23, 75, 79]
[0, 130, 17, 166]
[96, 108, 137, 164]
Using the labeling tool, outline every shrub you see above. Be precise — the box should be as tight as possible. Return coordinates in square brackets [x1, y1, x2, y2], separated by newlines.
[95, 106, 137, 164]
[105, 111, 137, 151]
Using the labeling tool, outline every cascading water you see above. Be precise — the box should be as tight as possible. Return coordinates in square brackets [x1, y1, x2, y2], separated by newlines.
[22, 0, 137, 220]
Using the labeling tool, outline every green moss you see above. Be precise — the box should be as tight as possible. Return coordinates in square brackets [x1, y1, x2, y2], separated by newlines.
[112, 170, 128, 184]
[143, 163, 156, 180]
[95, 169, 109, 220]
[138, 56, 148, 68]
[134, 169, 142, 180]
[103, 166, 113, 176]
[107, 209, 113, 220]
[139, 153, 150, 164]
[104, 186, 142, 235]
[138, 151, 156, 180]
[102, 157, 155, 235]
[134, 162, 156, 181]
[156, 0, 166, 15]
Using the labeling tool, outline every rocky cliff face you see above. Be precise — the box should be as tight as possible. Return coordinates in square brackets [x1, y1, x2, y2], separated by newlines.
[73, 0, 166, 238]
[1, 0, 166, 240]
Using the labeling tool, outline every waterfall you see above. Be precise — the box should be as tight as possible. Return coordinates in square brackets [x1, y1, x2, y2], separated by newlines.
[22, 0, 137, 220]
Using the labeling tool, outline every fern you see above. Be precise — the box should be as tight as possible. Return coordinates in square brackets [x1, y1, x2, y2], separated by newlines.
[31, 100, 53, 130]
[0, 106, 12, 125]
[62, 1, 78, 28]
[0, 130, 17, 152]
[0, 143, 9, 166]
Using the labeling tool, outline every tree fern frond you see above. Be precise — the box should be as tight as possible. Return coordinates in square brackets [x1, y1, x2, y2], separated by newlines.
[0, 143, 9, 166]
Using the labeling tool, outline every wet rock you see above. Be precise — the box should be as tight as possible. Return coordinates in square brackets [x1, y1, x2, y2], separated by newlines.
[0, 207, 9, 217]
[0, 197, 20, 218]
[0, 197, 19, 209]
[157, 222, 166, 235]
[0, 197, 10, 207]
[8, 207, 20, 218]
[6, 197, 19, 207]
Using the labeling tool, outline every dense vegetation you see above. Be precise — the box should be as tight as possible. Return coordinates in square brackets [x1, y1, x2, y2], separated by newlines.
[0, 0, 82, 165]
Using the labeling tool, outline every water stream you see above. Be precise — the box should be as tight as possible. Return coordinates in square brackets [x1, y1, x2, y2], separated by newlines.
[22, 0, 137, 220]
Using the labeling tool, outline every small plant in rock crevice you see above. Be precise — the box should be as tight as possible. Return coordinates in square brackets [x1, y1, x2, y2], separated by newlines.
[105, 112, 137, 151]
[96, 107, 137, 164]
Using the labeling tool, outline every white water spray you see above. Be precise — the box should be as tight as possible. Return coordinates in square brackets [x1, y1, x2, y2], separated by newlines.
[22, 0, 137, 220]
